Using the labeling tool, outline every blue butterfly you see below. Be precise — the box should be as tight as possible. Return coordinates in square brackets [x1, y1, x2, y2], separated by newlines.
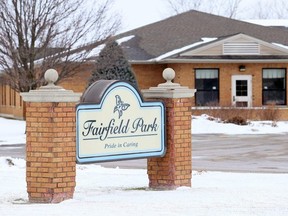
[113, 95, 130, 119]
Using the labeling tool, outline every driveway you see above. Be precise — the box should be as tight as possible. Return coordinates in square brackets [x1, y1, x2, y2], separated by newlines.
[192, 134, 288, 173]
[1, 134, 288, 173]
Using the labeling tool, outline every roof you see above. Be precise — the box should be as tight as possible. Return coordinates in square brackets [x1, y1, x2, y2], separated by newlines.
[112, 10, 288, 62]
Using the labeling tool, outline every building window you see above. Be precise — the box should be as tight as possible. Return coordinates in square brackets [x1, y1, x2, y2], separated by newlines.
[195, 69, 219, 106]
[1, 85, 5, 105]
[262, 69, 286, 105]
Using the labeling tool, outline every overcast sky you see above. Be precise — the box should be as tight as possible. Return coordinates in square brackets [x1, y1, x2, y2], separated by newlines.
[112, 0, 284, 32]
[113, 0, 168, 32]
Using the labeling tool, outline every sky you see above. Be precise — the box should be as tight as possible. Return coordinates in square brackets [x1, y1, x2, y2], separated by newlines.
[112, 0, 286, 32]
[1, 116, 288, 215]
[112, 0, 168, 32]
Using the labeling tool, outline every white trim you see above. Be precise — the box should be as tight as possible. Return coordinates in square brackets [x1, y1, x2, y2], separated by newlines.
[153, 58, 288, 64]
[180, 33, 288, 56]
[148, 37, 217, 62]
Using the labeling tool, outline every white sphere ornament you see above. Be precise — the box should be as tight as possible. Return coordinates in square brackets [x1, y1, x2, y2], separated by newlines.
[163, 68, 175, 83]
[44, 69, 59, 85]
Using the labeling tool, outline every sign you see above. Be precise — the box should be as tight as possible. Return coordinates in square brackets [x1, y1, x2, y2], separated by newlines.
[76, 81, 166, 163]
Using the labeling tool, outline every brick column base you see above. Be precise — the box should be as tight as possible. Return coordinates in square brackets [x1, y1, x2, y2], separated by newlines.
[26, 102, 76, 203]
[148, 98, 192, 189]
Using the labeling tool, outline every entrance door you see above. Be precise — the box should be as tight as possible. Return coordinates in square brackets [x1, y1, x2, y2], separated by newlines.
[232, 75, 252, 107]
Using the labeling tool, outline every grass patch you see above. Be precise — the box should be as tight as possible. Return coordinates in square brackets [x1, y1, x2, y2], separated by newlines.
[124, 187, 148, 191]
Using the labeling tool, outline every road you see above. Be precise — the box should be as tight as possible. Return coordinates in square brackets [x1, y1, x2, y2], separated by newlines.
[192, 134, 288, 173]
[1, 134, 288, 173]
[0, 144, 26, 159]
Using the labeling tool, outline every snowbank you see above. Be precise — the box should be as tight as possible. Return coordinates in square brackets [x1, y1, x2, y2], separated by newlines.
[192, 114, 288, 134]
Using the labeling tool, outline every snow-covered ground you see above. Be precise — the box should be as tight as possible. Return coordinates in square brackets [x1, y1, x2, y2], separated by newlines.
[1, 116, 288, 215]
[192, 114, 288, 134]
[0, 117, 25, 145]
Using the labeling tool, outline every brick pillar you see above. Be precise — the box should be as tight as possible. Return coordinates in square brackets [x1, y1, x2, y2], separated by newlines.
[21, 69, 81, 203]
[147, 98, 192, 189]
[142, 68, 196, 190]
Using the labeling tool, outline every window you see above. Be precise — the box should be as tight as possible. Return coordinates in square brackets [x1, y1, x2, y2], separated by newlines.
[262, 69, 286, 105]
[236, 80, 248, 96]
[195, 69, 219, 106]
[1, 85, 5, 105]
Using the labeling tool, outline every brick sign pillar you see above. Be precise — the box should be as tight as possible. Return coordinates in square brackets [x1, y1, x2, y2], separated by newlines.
[142, 68, 196, 189]
[21, 69, 81, 203]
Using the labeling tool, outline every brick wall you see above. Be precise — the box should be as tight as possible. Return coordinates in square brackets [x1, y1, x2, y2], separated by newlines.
[169, 62, 288, 107]
[0, 84, 23, 119]
[2, 62, 288, 119]
[59, 64, 94, 93]
[131, 64, 166, 89]
[59, 63, 166, 92]
[25, 102, 76, 203]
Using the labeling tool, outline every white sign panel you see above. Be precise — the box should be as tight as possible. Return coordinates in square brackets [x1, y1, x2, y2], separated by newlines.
[76, 81, 165, 163]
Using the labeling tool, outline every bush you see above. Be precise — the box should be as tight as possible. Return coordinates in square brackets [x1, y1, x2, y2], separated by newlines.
[224, 116, 248, 125]
[261, 103, 281, 121]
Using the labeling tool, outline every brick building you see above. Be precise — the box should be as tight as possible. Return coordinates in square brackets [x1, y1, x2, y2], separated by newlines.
[2, 10, 288, 119]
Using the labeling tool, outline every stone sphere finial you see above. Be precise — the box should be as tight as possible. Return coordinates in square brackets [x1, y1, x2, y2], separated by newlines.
[44, 69, 59, 85]
[163, 68, 175, 83]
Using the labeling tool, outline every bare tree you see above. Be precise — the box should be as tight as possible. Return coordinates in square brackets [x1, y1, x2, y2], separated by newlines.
[0, 0, 121, 92]
[166, 0, 203, 14]
[252, 0, 272, 19]
[165, 0, 243, 19]
[224, 0, 243, 18]
[271, 0, 288, 19]
[248, 0, 288, 19]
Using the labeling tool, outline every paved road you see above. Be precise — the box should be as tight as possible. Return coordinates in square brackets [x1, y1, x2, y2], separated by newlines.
[192, 134, 288, 173]
[1, 134, 288, 173]
[0, 144, 26, 159]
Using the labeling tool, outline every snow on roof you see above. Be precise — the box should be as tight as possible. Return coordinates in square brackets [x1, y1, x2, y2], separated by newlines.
[85, 35, 135, 59]
[86, 44, 106, 59]
[272, 42, 288, 50]
[244, 19, 288, 27]
[149, 37, 218, 62]
[116, 35, 135, 45]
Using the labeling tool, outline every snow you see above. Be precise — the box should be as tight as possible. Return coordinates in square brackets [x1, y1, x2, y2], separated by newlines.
[1, 116, 288, 215]
[88, 35, 134, 57]
[149, 37, 218, 62]
[0, 118, 25, 145]
[116, 35, 135, 45]
[192, 114, 288, 134]
[1, 158, 288, 216]
[71, 35, 135, 60]
[245, 19, 288, 27]
[86, 44, 106, 59]
[272, 42, 288, 50]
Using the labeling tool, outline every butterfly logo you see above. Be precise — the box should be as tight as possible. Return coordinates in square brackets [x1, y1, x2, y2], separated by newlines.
[113, 95, 130, 119]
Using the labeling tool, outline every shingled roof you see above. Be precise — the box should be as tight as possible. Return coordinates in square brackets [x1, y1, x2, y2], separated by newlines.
[114, 10, 288, 62]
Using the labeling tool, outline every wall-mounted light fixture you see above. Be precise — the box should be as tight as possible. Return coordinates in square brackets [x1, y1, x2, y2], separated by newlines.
[239, 65, 246, 72]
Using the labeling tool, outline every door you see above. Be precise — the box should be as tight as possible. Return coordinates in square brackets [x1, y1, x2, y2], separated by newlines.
[232, 75, 252, 107]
